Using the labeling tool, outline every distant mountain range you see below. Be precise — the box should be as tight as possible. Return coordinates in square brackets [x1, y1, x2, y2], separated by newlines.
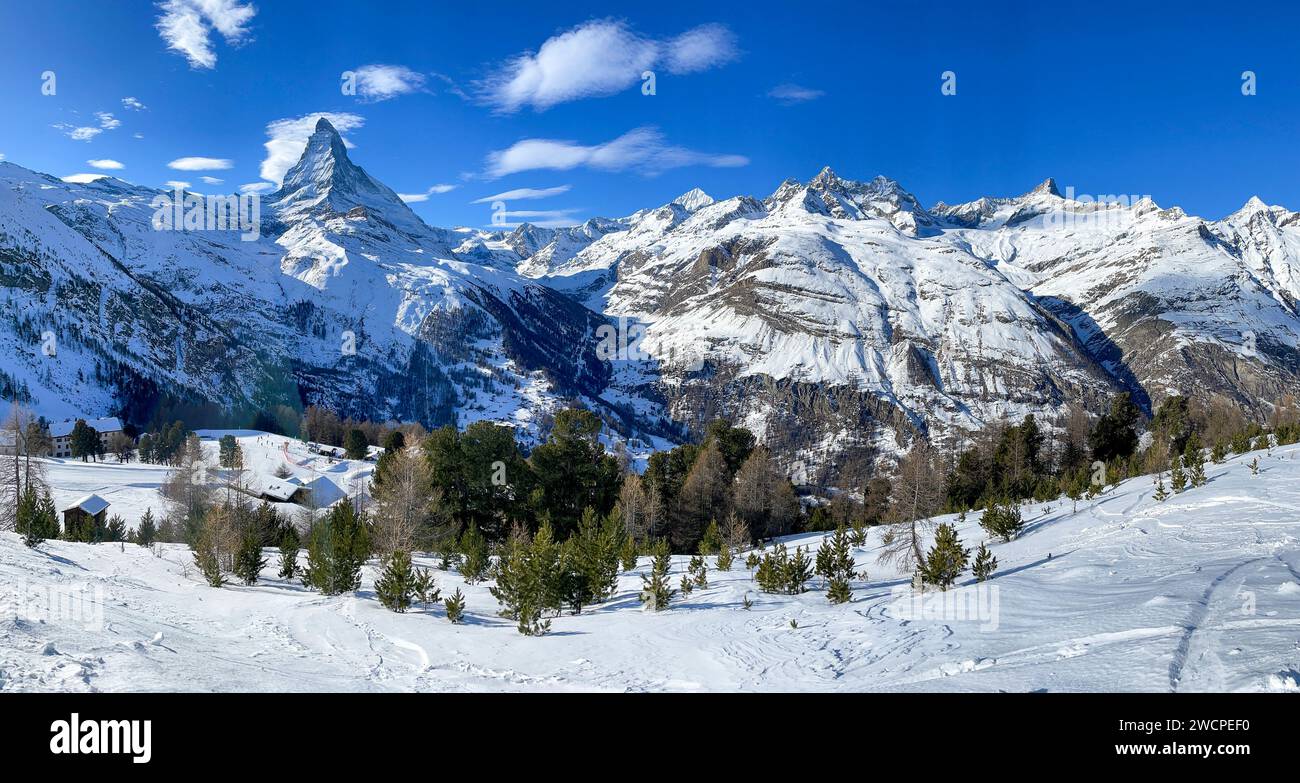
[3, 118, 1297, 484]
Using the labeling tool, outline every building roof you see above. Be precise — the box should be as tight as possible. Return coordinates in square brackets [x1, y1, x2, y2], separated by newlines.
[64, 494, 110, 516]
[50, 417, 123, 438]
[244, 473, 310, 502]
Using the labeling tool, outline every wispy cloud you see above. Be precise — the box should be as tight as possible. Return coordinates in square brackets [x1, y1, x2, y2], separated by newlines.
[486, 127, 747, 177]
[55, 124, 102, 142]
[768, 83, 824, 105]
[200, 175, 224, 184]
[121, 97, 147, 111]
[87, 159, 125, 170]
[479, 20, 737, 112]
[164, 180, 192, 190]
[54, 110, 122, 142]
[471, 185, 571, 204]
[259, 111, 364, 186]
[62, 173, 109, 184]
[239, 182, 276, 194]
[347, 64, 426, 102]
[397, 183, 458, 203]
[156, 0, 256, 69]
[167, 156, 232, 171]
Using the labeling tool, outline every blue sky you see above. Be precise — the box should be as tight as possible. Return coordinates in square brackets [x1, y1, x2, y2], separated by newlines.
[3, 1, 1300, 227]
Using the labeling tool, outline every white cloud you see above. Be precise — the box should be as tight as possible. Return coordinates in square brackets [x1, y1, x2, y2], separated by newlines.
[133, 132, 145, 139]
[61, 173, 109, 184]
[259, 111, 364, 186]
[348, 64, 426, 102]
[164, 180, 192, 190]
[768, 83, 824, 104]
[470, 185, 570, 204]
[87, 159, 125, 170]
[239, 182, 276, 194]
[156, 0, 256, 69]
[486, 127, 747, 177]
[479, 20, 737, 112]
[665, 24, 738, 73]
[121, 97, 147, 111]
[167, 156, 233, 171]
[200, 176, 224, 184]
[54, 124, 102, 142]
[397, 183, 458, 203]
[95, 111, 121, 130]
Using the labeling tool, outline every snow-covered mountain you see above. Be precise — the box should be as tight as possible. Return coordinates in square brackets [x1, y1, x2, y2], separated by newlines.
[515, 170, 1300, 480]
[4, 126, 1298, 482]
[0, 119, 632, 444]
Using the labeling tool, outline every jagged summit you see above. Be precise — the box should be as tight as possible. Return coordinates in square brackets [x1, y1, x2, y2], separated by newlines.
[672, 187, 715, 212]
[270, 117, 427, 235]
[1029, 177, 1063, 198]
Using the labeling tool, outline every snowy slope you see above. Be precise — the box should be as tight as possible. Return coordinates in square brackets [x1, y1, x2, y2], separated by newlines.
[3, 439, 1299, 692]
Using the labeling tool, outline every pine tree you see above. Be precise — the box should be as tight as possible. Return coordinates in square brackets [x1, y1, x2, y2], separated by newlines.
[278, 525, 300, 579]
[136, 508, 158, 547]
[827, 575, 852, 604]
[1249, 457, 1260, 475]
[815, 537, 833, 585]
[1211, 441, 1227, 464]
[413, 567, 440, 605]
[1153, 472, 1169, 501]
[715, 543, 733, 571]
[1187, 441, 1207, 487]
[972, 541, 998, 582]
[193, 530, 225, 587]
[620, 534, 638, 572]
[699, 519, 722, 555]
[850, 517, 867, 547]
[745, 551, 760, 572]
[302, 501, 371, 595]
[815, 525, 857, 602]
[1170, 455, 1187, 493]
[783, 546, 813, 594]
[458, 523, 490, 583]
[233, 526, 267, 585]
[444, 587, 466, 623]
[979, 500, 1023, 542]
[639, 537, 675, 611]
[489, 523, 557, 635]
[920, 522, 969, 590]
[688, 554, 708, 588]
[375, 549, 417, 612]
[680, 573, 694, 596]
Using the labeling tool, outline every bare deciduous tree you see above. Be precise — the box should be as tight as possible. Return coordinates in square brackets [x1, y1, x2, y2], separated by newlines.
[882, 442, 945, 572]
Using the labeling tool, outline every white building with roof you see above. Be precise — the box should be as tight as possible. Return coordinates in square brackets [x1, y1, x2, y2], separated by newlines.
[50, 417, 124, 458]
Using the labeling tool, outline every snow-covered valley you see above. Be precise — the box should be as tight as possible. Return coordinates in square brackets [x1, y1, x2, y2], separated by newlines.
[4, 433, 1299, 693]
